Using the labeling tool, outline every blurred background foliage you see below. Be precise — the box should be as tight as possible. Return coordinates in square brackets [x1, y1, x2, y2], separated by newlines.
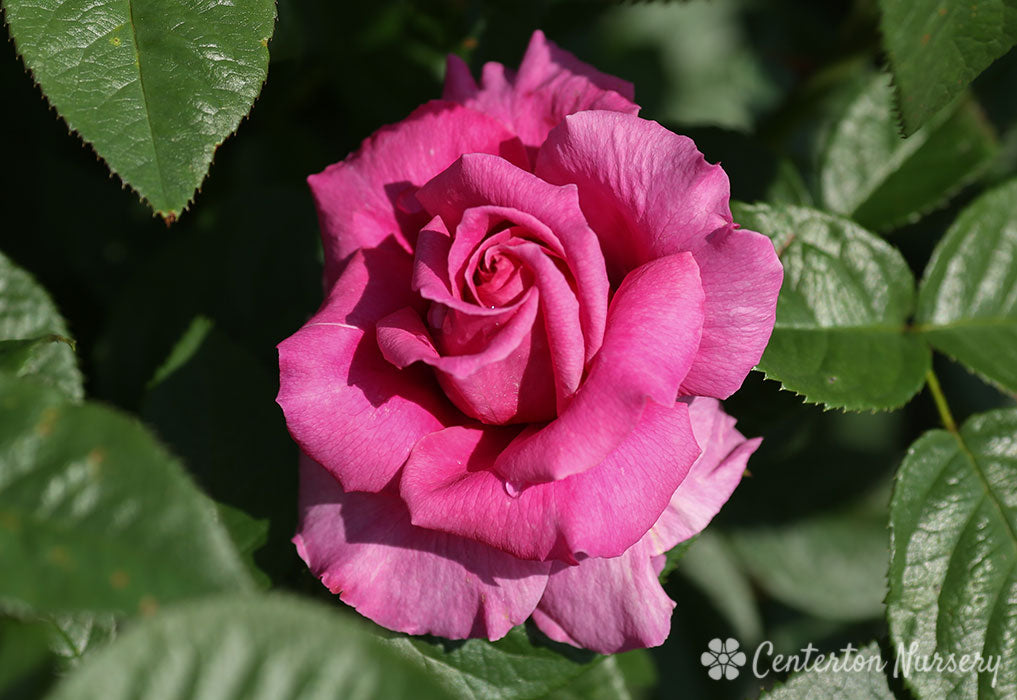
[1, 0, 1016, 698]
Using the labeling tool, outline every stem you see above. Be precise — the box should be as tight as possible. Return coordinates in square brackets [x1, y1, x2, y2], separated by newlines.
[926, 369, 957, 434]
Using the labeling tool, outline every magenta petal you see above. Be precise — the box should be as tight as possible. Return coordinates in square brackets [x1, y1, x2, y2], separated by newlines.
[277, 247, 452, 493]
[377, 296, 564, 425]
[448, 206, 563, 305]
[493, 253, 705, 484]
[530, 398, 759, 653]
[400, 400, 700, 563]
[528, 608, 580, 648]
[376, 294, 539, 380]
[443, 31, 638, 153]
[308, 101, 527, 287]
[435, 316, 559, 425]
[417, 153, 609, 362]
[536, 112, 781, 398]
[532, 539, 675, 654]
[679, 225, 783, 398]
[442, 53, 479, 103]
[413, 220, 531, 317]
[500, 241, 585, 406]
[651, 397, 760, 549]
[536, 110, 732, 281]
[442, 57, 516, 145]
[405, 214, 585, 420]
[294, 456, 549, 640]
[515, 30, 635, 102]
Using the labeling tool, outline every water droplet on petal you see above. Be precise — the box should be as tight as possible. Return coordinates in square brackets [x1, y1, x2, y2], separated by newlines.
[504, 480, 523, 498]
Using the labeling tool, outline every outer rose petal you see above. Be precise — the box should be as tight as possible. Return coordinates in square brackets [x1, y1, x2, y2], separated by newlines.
[531, 539, 674, 654]
[308, 100, 527, 287]
[443, 30, 638, 154]
[536, 111, 782, 398]
[294, 455, 549, 640]
[532, 397, 760, 653]
[400, 400, 700, 563]
[650, 397, 760, 548]
[277, 243, 453, 493]
[678, 226, 783, 398]
[493, 253, 705, 484]
[535, 110, 731, 280]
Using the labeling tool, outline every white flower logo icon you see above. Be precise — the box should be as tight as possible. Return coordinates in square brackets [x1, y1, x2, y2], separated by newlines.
[701, 637, 746, 680]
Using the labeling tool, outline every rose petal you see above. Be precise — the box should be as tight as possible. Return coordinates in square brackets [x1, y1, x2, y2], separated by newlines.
[503, 241, 585, 406]
[535, 110, 731, 281]
[294, 455, 549, 640]
[448, 206, 564, 304]
[416, 153, 609, 363]
[376, 295, 539, 380]
[410, 213, 586, 419]
[469, 232, 533, 307]
[649, 397, 760, 550]
[493, 252, 705, 484]
[277, 244, 453, 493]
[443, 31, 638, 154]
[513, 30, 635, 101]
[532, 397, 760, 653]
[400, 400, 699, 563]
[377, 291, 565, 424]
[536, 111, 782, 397]
[418, 233, 586, 421]
[531, 538, 675, 654]
[413, 219, 531, 317]
[678, 225, 783, 398]
[308, 101, 527, 287]
[438, 315, 559, 425]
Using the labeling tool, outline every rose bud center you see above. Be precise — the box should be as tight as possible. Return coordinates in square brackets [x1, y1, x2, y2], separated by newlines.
[431, 221, 568, 426]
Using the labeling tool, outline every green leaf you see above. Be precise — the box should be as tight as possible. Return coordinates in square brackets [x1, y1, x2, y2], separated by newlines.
[1, 612, 116, 697]
[601, 0, 787, 130]
[916, 179, 1017, 396]
[93, 186, 322, 409]
[658, 535, 697, 584]
[146, 315, 215, 389]
[733, 202, 931, 410]
[677, 532, 763, 645]
[46, 613, 119, 669]
[887, 408, 1017, 698]
[0, 374, 252, 616]
[544, 652, 656, 700]
[141, 317, 297, 584]
[46, 594, 451, 700]
[214, 502, 270, 589]
[760, 641, 894, 699]
[3, 0, 276, 219]
[386, 625, 597, 700]
[0, 616, 55, 699]
[819, 74, 996, 231]
[878, 0, 1017, 135]
[0, 252, 82, 401]
[0, 335, 73, 376]
[729, 506, 889, 622]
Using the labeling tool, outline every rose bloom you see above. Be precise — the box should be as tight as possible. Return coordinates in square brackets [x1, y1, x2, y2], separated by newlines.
[278, 31, 782, 653]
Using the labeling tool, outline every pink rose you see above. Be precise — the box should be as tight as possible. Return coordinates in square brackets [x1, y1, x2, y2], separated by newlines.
[278, 31, 782, 653]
